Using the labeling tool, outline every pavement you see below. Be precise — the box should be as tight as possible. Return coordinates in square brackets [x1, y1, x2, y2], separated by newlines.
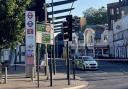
[0, 73, 88, 89]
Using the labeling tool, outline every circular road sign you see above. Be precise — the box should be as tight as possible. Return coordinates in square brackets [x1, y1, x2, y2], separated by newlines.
[27, 12, 33, 19]
[27, 21, 33, 27]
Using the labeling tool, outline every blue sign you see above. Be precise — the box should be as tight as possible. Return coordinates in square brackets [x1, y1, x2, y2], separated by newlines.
[27, 21, 33, 27]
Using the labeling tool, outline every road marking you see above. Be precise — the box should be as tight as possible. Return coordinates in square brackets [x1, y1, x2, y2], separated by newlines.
[63, 85, 86, 89]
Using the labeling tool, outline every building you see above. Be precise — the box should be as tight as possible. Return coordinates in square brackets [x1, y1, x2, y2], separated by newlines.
[108, 0, 128, 58]
[70, 32, 85, 57]
[71, 33, 79, 55]
[84, 25, 109, 58]
[78, 31, 85, 56]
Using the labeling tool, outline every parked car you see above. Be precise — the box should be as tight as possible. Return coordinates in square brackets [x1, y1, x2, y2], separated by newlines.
[74, 56, 98, 70]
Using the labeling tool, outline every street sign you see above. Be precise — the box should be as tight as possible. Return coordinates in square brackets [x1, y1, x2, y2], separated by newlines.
[36, 23, 54, 44]
[36, 23, 45, 43]
[42, 23, 51, 44]
[27, 12, 33, 19]
[3, 49, 10, 61]
[25, 11, 36, 65]
[42, 32, 51, 44]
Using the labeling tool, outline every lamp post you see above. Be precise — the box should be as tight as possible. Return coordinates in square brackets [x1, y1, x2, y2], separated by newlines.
[92, 32, 95, 58]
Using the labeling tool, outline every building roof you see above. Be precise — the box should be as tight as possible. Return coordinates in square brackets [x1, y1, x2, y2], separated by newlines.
[86, 25, 106, 39]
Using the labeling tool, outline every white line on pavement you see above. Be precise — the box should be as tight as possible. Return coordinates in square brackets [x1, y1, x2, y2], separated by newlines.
[63, 85, 86, 89]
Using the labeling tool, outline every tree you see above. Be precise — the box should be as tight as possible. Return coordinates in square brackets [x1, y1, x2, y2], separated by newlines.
[0, 0, 31, 49]
[83, 7, 107, 25]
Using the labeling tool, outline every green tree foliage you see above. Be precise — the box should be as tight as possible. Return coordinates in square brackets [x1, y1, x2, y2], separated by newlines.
[0, 0, 31, 49]
[83, 7, 107, 25]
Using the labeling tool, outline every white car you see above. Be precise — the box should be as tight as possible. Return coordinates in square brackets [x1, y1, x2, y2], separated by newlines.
[75, 56, 98, 70]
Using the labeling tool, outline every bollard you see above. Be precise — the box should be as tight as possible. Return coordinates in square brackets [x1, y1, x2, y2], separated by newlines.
[72, 60, 76, 80]
[4, 67, 7, 84]
[0, 63, 2, 84]
[31, 67, 35, 82]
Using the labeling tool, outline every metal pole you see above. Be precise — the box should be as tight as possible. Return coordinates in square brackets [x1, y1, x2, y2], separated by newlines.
[14, 49, 17, 71]
[56, 39, 58, 59]
[0, 63, 2, 83]
[52, 0, 56, 75]
[72, 56, 75, 80]
[49, 45, 53, 86]
[37, 43, 40, 88]
[67, 41, 70, 85]
[45, 44, 49, 80]
[44, 3, 49, 80]
[4, 67, 7, 84]
[0, 48, 2, 84]
[19, 45, 21, 63]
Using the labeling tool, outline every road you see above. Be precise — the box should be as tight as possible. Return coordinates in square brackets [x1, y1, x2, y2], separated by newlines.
[6, 59, 128, 89]
[76, 60, 128, 89]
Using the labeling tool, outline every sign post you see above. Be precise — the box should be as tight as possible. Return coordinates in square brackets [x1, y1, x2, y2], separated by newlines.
[36, 22, 45, 87]
[44, 23, 53, 86]
[25, 11, 36, 78]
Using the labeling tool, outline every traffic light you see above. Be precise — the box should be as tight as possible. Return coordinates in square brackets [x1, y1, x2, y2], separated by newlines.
[28, 0, 45, 22]
[63, 21, 69, 40]
[66, 15, 72, 41]
[62, 15, 72, 41]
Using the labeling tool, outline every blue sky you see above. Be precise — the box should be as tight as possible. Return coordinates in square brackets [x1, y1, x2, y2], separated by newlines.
[72, 0, 118, 16]
[47, 0, 119, 17]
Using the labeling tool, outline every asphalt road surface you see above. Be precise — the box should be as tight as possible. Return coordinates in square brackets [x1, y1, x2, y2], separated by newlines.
[7, 59, 128, 89]
[76, 60, 128, 89]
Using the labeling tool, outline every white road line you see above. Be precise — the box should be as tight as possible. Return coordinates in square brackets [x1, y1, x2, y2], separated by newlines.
[63, 85, 86, 89]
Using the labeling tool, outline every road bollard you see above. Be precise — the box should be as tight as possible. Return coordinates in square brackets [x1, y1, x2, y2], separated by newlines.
[0, 63, 2, 84]
[4, 67, 7, 84]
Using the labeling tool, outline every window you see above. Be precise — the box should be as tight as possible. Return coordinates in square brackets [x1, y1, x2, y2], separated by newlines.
[96, 39, 100, 43]
[111, 9, 114, 15]
[116, 8, 119, 14]
[104, 35, 108, 41]
[121, 10, 125, 17]
[90, 36, 93, 43]
[72, 40, 75, 44]
[103, 49, 109, 54]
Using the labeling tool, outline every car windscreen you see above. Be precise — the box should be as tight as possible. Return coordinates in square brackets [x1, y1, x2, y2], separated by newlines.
[83, 57, 94, 61]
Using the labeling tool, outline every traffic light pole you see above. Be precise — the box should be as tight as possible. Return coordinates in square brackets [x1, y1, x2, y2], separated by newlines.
[37, 43, 40, 88]
[63, 15, 72, 85]
[66, 41, 70, 85]
[72, 56, 75, 80]
[50, 45, 53, 86]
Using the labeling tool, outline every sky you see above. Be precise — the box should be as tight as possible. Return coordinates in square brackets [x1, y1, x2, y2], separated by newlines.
[46, 0, 119, 34]
[47, 0, 119, 17]
[72, 0, 119, 16]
